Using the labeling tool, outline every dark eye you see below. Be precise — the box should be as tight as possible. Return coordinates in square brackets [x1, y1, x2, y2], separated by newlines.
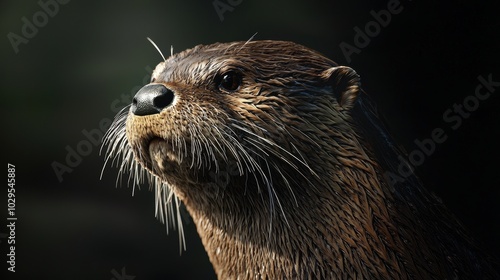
[218, 71, 242, 92]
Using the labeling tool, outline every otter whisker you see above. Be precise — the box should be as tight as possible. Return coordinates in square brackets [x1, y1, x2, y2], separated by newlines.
[220, 130, 288, 222]
[147, 37, 166, 61]
[151, 177, 186, 252]
[174, 195, 186, 252]
[238, 32, 258, 52]
[227, 123, 315, 215]
[204, 133, 226, 173]
[102, 105, 186, 251]
[100, 107, 130, 177]
[271, 162, 299, 207]
[258, 157, 291, 240]
[210, 127, 265, 196]
[217, 126, 277, 195]
[230, 120, 317, 175]
[231, 123, 317, 180]
[242, 136, 301, 211]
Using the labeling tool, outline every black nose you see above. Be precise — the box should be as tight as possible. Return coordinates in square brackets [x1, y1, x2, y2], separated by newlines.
[131, 84, 175, 116]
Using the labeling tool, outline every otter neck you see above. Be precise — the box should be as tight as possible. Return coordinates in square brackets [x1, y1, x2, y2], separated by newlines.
[174, 139, 424, 279]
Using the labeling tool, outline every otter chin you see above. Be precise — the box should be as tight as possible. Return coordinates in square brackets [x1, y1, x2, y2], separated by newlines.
[103, 40, 499, 279]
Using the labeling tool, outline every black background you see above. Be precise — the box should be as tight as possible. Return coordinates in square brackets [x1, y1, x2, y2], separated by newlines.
[1, 0, 499, 279]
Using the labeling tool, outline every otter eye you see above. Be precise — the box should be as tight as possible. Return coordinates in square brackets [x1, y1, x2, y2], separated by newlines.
[218, 71, 242, 92]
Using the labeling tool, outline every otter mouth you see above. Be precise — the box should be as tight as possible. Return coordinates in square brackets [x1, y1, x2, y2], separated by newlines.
[146, 138, 179, 173]
[142, 137, 212, 185]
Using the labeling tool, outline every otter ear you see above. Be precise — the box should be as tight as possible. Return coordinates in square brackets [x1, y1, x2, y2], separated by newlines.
[320, 66, 361, 109]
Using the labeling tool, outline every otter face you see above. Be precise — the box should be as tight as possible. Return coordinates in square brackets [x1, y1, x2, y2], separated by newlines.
[121, 41, 337, 185]
[103, 40, 361, 234]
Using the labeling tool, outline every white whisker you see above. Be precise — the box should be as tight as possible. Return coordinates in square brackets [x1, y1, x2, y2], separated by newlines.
[238, 32, 258, 51]
[147, 37, 166, 61]
[101, 104, 186, 251]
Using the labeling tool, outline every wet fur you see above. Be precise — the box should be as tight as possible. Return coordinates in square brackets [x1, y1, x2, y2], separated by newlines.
[103, 40, 499, 279]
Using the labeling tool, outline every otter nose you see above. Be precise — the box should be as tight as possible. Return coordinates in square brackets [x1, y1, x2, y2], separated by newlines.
[131, 84, 175, 116]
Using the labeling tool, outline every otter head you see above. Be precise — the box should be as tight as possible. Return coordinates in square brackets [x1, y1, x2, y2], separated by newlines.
[104, 40, 372, 278]
[127, 40, 359, 186]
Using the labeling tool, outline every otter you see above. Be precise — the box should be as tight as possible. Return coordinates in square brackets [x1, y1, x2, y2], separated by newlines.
[103, 40, 499, 279]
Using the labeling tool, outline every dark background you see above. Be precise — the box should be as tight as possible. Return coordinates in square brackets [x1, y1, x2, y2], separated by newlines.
[1, 0, 499, 279]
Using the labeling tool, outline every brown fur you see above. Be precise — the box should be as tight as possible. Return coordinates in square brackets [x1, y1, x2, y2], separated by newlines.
[104, 40, 499, 279]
